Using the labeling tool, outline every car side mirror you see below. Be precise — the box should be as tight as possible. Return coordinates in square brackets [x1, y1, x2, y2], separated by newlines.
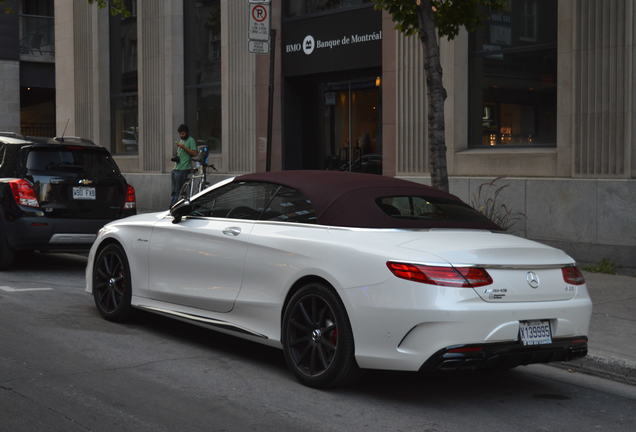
[170, 199, 192, 224]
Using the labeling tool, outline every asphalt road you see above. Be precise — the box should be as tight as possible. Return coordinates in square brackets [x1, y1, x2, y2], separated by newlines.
[1, 253, 635, 432]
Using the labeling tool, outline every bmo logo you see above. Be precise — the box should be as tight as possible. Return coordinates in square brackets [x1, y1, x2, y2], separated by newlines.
[286, 43, 302, 53]
[303, 35, 315, 55]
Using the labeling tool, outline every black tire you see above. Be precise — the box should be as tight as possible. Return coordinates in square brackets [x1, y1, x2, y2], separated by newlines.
[282, 282, 359, 388]
[0, 230, 15, 270]
[92, 243, 133, 322]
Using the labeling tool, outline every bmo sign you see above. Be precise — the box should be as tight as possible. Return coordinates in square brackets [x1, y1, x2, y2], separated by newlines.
[282, 7, 381, 76]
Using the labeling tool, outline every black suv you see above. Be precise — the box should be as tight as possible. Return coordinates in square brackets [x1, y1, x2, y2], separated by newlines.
[0, 136, 136, 269]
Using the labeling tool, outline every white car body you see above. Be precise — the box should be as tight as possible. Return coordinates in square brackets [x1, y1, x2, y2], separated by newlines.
[86, 175, 592, 375]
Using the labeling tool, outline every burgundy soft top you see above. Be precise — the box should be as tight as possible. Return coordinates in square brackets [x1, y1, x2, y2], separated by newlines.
[235, 170, 500, 230]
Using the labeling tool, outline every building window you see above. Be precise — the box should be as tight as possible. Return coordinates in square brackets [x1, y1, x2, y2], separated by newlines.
[184, 0, 221, 154]
[284, 0, 371, 19]
[469, 0, 556, 148]
[19, 0, 55, 63]
[519, 0, 537, 41]
[110, 0, 138, 155]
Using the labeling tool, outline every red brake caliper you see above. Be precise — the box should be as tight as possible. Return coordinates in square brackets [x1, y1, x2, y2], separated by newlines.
[330, 328, 338, 346]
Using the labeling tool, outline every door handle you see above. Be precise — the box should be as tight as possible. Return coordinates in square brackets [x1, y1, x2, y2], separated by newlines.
[222, 227, 241, 237]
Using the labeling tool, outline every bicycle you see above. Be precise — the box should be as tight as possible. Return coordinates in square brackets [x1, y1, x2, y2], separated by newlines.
[178, 146, 217, 200]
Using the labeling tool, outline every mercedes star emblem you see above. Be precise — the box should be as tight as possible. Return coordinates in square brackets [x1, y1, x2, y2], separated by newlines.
[526, 271, 540, 289]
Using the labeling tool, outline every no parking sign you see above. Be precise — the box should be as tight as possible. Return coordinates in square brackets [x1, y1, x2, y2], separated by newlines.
[249, 0, 270, 49]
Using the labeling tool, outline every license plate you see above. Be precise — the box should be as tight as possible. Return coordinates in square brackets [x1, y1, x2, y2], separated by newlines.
[72, 187, 96, 200]
[519, 320, 552, 346]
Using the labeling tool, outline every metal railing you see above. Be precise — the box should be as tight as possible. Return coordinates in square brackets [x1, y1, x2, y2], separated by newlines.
[21, 123, 56, 138]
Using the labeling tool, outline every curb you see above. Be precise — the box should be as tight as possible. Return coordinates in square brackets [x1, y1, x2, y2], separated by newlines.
[551, 352, 636, 386]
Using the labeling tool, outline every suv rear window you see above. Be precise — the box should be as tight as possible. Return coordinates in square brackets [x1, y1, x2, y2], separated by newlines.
[377, 196, 497, 225]
[26, 148, 121, 177]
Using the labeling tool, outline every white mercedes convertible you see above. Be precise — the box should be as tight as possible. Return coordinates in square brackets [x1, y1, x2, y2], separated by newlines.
[86, 171, 592, 387]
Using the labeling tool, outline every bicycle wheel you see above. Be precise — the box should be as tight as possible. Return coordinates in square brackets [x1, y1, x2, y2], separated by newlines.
[179, 179, 193, 200]
[191, 176, 203, 195]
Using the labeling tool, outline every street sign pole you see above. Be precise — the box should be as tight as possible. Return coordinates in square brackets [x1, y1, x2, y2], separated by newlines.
[249, 0, 274, 171]
[266, 28, 276, 172]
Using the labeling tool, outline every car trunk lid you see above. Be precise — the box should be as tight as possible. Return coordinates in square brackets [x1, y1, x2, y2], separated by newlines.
[399, 230, 577, 302]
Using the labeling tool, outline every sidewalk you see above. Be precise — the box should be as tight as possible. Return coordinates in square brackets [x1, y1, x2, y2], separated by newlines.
[553, 271, 636, 386]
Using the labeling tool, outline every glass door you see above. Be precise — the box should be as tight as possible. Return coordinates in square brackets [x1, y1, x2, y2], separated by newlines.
[321, 78, 381, 174]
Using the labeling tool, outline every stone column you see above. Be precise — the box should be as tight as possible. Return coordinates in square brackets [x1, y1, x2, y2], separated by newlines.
[138, 0, 185, 173]
[54, 0, 78, 136]
[394, 30, 429, 176]
[54, 0, 110, 146]
[572, 0, 634, 178]
[222, 0, 257, 174]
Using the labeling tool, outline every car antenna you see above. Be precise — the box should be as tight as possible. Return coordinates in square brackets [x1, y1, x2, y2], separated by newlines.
[60, 118, 70, 143]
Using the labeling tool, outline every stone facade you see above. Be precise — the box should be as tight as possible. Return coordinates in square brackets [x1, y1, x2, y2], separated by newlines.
[0, 60, 20, 133]
[55, 0, 635, 270]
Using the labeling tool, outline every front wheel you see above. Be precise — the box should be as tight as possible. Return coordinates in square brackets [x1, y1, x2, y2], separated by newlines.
[282, 282, 359, 388]
[92, 243, 133, 322]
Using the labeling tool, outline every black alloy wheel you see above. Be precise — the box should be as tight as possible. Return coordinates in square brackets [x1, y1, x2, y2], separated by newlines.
[92, 243, 133, 322]
[282, 282, 359, 388]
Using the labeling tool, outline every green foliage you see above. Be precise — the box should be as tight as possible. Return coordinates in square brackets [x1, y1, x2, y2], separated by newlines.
[582, 259, 617, 275]
[0, 0, 14, 14]
[471, 177, 525, 231]
[87, 0, 131, 17]
[372, 0, 506, 40]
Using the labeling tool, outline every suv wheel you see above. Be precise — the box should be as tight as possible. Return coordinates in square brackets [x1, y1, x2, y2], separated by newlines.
[0, 231, 15, 270]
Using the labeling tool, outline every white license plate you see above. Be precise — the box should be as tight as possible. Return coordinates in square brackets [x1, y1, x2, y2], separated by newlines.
[72, 187, 96, 200]
[519, 320, 552, 346]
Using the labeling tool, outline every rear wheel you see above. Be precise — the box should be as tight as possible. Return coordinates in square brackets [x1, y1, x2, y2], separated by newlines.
[0, 230, 15, 270]
[92, 243, 133, 322]
[282, 282, 359, 388]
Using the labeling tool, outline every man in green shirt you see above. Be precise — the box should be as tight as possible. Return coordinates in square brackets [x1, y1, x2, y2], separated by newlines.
[170, 124, 198, 206]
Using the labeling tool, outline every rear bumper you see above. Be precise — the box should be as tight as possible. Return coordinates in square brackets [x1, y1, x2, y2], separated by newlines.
[420, 336, 588, 371]
[5, 217, 113, 251]
[342, 277, 593, 372]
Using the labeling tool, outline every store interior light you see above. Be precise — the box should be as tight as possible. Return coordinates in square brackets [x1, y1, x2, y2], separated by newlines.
[375, 76, 381, 87]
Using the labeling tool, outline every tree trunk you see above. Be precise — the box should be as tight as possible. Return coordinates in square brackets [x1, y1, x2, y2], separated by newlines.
[417, 1, 449, 192]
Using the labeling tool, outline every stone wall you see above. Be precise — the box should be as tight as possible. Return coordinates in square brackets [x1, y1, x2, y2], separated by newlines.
[401, 176, 636, 270]
[0, 60, 20, 133]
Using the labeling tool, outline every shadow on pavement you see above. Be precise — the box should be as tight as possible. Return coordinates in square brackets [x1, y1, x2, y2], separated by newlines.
[6, 251, 87, 273]
[116, 309, 576, 403]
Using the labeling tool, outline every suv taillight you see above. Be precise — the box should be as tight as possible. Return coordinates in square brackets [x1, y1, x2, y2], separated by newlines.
[124, 184, 136, 209]
[562, 266, 585, 285]
[386, 262, 493, 287]
[9, 179, 39, 208]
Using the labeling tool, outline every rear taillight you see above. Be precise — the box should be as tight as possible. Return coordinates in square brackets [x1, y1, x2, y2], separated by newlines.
[9, 179, 39, 208]
[386, 262, 493, 288]
[562, 266, 585, 285]
[124, 184, 136, 209]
